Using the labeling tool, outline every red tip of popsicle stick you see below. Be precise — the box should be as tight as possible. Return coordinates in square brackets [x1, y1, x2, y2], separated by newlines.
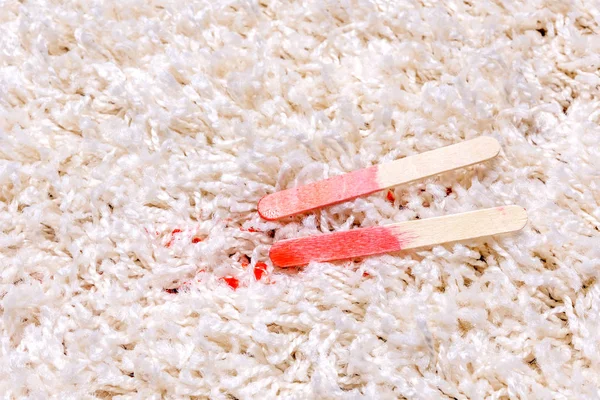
[269, 226, 411, 267]
[258, 166, 380, 220]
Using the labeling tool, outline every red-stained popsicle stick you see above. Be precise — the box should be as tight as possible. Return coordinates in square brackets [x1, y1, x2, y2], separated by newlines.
[258, 136, 501, 220]
[269, 206, 527, 267]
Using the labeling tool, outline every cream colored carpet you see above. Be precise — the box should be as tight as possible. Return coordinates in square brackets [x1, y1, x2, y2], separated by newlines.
[1, 0, 599, 398]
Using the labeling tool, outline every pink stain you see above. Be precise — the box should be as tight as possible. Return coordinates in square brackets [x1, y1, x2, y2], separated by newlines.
[222, 276, 239, 290]
[165, 229, 183, 248]
[269, 226, 412, 267]
[239, 255, 250, 268]
[196, 269, 206, 282]
[254, 262, 267, 280]
[144, 228, 161, 238]
[386, 190, 395, 203]
[258, 166, 381, 220]
[240, 227, 261, 232]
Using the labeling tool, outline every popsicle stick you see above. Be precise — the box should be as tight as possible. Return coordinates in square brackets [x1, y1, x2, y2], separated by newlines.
[258, 136, 501, 220]
[269, 206, 527, 267]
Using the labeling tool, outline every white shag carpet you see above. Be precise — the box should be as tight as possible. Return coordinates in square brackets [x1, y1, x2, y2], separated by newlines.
[1, 0, 599, 398]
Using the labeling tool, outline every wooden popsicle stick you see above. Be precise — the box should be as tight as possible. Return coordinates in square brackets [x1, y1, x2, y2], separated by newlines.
[258, 136, 501, 220]
[269, 206, 527, 267]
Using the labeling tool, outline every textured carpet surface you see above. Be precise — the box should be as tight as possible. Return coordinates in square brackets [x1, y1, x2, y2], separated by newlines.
[1, 0, 599, 398]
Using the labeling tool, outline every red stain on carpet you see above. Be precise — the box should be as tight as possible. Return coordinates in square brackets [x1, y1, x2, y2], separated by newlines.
[165, 229, 183, 248]
[386, 190, 395, 203]
[254, 262, 267, 280]
[222, 276, 239, 290]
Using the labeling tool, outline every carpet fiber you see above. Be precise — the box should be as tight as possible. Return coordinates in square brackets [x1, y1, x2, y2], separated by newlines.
[1, 0, 599, 398]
